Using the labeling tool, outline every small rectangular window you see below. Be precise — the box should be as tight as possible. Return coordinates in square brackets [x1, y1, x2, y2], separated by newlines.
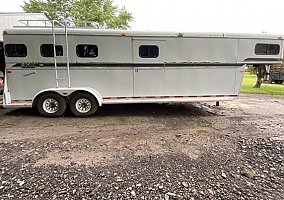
[139, 45, 159, 58]
[40, 44, 63, 57]
[76, 44, 98, 58]
[5, 44, 27, 57]
[255, 44, 280, 55]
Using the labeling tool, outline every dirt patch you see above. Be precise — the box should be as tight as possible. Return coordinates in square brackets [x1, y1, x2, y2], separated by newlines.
[34, 127, 215, 166]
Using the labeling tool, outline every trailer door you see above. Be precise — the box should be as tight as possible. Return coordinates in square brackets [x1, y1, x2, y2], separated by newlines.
[132, 39, 165, 97]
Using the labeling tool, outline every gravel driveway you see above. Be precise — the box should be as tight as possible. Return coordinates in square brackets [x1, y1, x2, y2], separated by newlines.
[0, 94, 283, 199]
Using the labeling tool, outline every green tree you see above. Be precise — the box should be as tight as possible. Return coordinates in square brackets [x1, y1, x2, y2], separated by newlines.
[23, 0, 133, 29]
[254, 65, 266, 88]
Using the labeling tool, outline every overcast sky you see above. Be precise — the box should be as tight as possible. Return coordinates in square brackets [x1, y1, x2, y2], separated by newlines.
[1, 0, 284, 34]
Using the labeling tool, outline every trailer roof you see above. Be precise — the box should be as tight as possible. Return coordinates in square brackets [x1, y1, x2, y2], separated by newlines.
[0, 13, 49, 41]
[3, 27, 283, 40]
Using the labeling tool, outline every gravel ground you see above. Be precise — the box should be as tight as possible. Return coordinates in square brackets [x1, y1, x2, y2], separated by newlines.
[0, 94, 283, 199]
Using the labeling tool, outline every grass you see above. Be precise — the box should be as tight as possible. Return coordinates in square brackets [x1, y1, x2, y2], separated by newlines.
[241, 73, 284, 95]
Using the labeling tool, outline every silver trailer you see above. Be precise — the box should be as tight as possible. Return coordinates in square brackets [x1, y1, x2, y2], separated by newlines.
[2, 22, 283, 117]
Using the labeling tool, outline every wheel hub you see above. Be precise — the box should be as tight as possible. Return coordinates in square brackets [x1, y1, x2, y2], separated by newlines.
[75, 98, 91, 113]
[43, 98, 59, 114]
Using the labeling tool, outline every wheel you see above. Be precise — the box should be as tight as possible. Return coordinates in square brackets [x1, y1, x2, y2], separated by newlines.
[37, 92, 67, 117]
[275, 80, 283, 84]
[69, 92, 98, 117]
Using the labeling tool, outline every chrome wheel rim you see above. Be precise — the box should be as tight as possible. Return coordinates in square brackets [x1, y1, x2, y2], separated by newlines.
[75, 98, 91, 113]
[43, 98, 59, 114]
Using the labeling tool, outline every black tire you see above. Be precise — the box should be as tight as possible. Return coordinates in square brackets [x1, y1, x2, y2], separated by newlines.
[275, 80, 283, 84]
[37, 92, 67, 117]
[69, 92, 98, 117]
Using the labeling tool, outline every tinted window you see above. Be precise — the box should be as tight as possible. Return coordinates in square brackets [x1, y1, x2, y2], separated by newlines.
[255, 44, 280, 55]
[76, 45, 98, 57]
[139, 45, 159, 58]
[41, 44, 63, 57]
[5, 44, 27, 57]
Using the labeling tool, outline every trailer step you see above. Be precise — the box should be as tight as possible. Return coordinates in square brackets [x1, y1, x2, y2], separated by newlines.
[54, 44, 68, 46]
[56, 78, 69, 80]
[55, 66, 69, 69]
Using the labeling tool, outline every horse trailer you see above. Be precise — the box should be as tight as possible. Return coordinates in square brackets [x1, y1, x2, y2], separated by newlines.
[1, 21, 283, 117]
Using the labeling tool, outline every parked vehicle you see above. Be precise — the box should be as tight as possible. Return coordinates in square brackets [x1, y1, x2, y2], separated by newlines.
[2, 20, 283, 117]
[270, 68, 284, 84]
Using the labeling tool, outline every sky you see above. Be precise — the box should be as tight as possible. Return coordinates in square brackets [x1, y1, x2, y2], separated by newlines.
[1, 0, 284, 34]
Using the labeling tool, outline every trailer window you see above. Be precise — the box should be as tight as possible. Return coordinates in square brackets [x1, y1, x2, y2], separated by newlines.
[139, 45, 159, 58]
[76, 45, 98, 58]
[5, 44, 27, 57]
[40, 44, 63, 57]
[255, 44, 280, 55]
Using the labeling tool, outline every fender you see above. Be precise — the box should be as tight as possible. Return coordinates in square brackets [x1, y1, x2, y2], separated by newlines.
[33, 87, 103, 106]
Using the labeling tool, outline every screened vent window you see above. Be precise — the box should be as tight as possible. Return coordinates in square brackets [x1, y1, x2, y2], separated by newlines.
[40, 44, 63, 57]
[76, 45, 98, 57]
[139, 45, 159, 58]
[255, 44, 280, 55]
[5, 44, 27, 57]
